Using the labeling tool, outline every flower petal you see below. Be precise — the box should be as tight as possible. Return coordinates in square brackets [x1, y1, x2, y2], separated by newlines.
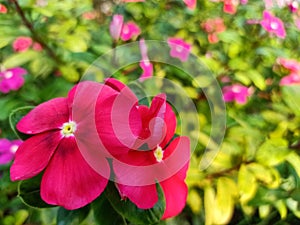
[96, 80, 142, 155]
[160, 174, 188, 219]
[116, 183, 158, 209]
[10, 131, 61, 181]
[17, 97, 69, 134]
[41, 137, 109, 210]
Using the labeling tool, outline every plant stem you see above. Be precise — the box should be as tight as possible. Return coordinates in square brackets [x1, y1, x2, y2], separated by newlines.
[10, 0, 60, 64]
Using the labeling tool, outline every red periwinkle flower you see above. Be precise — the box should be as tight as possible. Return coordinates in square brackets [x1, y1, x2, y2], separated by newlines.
[10, 81, 141, 209]
[183, 0, 197, 9]
[222, 84, 251, 104]
[261, 11, 286, 39]
[167, 37, 191, 62]
[0, 3, 7, 13]
[13, 36, 33, 52]
[120, 21, 141, 41]
[0, 67, 27, 93]
[106, 79, 190, 219]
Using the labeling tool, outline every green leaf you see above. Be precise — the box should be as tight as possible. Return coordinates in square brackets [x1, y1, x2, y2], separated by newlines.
[3, 50, 40, 68]
[9, 106, 34, 140]
[238, 164, 258, 204]
[56, 205, 90, 225]
[105, 182, 165, 225]
[92, 193, 124, 225]
[59, 65, 80, 82]
[63, 36, 88, 52]
[282, 86, 300, 116]
[213, 177, 236, 224]
[247, 70, 266, 90]
[256, 138, 290, 166]
[18, 174, 54, 208]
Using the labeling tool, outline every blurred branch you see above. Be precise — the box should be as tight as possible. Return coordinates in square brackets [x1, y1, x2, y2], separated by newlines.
[10, 0, 60, 64]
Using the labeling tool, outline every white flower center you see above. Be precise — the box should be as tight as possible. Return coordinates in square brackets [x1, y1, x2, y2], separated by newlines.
[175, 45, 183, 52]
[270, 22, 278, 30]
[154, 146, 164, 163]
[10, 144, 19, 153]
[61, 121, 77, 137]
[4, 71, 13, 79]
[232, 86, 241, 93]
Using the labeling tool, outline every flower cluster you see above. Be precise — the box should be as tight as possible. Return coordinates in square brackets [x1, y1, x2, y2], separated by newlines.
[202, 17, 226, 43]
[10, 79, 190, 219]
[110, 14, 141, 42]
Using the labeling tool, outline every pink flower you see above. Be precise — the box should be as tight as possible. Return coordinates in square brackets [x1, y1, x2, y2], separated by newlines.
[261, 11, 286, 39]
[222, 84, 251, 104]
[139, 39, 153, 80]
[10, 81, 140, 209]
[202, 18, 226, 43]
[264, 0, 274, 9]
[12, 36, 33, 52]
[288, 1, 299, 13]
[277, 57, 300, 73]
[82, 11, 97, 20]
[0, 67, 27, 93]
[107, 79, 190, 219]
[183, 0, 197, 9]
[110, 15, 141, 41]
[277, 57, 300, 85]
[223, 0, 239, 14]
[294, 17, 300, 30]
[0, 139, 22, 165]
[167, 37, 191, 62]
[32, 42, 43, 51]
[110, 14, 124, 41]
[120, 21, 141, 41]
[280, 73, 300, 85]
[0, 3, 7, 13]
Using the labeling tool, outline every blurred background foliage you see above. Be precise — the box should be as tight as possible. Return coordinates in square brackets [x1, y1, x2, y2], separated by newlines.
[1, 0, 300, 224]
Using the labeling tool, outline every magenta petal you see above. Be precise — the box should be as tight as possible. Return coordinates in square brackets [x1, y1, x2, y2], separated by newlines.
[96, 81, 142, 155]
[10, 131, 61, 181]
[117, 183, 158, 209]
[17, 97, 69, 134]
[41, 138, 109, 210]
[160, 175, 188, 219]
[160, 103, 176, 148]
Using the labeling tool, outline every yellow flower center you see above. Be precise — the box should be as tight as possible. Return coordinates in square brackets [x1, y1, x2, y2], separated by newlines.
[154, 146, 164, 163]
[61, 121, 77, 137]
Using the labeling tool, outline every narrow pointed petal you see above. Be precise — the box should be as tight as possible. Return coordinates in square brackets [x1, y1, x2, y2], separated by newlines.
[10, 131, 61, 181]
[17, 98, 69, 134]
[41, 138, 109, 210]
[160, 175, 188, 219]
[117, 183, 158, 209]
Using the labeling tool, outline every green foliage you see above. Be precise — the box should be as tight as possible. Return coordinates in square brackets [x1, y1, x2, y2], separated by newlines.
[104, 182, 166, 225]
